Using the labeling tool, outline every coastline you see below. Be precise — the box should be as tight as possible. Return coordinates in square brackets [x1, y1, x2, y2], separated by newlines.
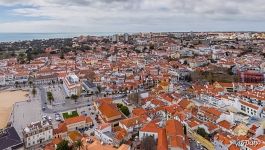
[0, 32, 126, 42]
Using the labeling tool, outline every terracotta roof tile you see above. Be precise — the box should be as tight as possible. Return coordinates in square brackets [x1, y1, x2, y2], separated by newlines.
[98, 102, 122, 119]
[178, 99, 192, 109]
[218, 120, 231, 130]
[64, 115, 88, 125]
[120, 116, 142, 128]
[239, 100, 259, 110]
[157, 129, 168, 150]
[140, 122, 159, 133]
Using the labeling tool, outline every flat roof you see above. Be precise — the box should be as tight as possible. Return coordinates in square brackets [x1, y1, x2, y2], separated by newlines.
[0, 127, 23, 150]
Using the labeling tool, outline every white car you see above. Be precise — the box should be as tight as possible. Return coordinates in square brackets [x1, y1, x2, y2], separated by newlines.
[42, 115, 47, 120]
[55, 114, 61, 121]
[55, 117, 61, 121]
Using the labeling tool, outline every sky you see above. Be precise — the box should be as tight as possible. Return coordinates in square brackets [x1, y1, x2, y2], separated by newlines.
[0, 0, 265, 33]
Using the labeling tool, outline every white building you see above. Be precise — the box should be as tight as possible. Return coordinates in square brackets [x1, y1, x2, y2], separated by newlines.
[4, 73, 14, 85]
[119, 117, 142, 133]
[23, 120, 53, 148]
[112, 34, 119, 42]
[94, 123, 114, 144]
[124, 33, 129, 42]
[63, 73, 82, 96]
[139, 122, 159, 140]
[0, 72, 5, 86]
[234, 99, 263, 118]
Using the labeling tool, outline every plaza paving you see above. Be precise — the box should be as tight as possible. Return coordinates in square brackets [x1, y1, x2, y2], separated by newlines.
[10, 94, 44, 137]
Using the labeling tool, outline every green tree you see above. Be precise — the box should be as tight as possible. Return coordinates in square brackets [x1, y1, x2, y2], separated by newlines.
[74, 139, 83, 150]
[11, 50, 16, 57]
[71, 94, 79, 102]
[47, 92, 54, 104]
[17, 53, 26, 64]
[28, 81, 33, 88]
[197, 127, 208, 139]
[32, 87, 37, 97]
[60, 49, 64, 59]
[120, 105, 130, 116]
[183, 125, 187, 135]
[26, 50, 33, 63]
[56, 140, 72, 150]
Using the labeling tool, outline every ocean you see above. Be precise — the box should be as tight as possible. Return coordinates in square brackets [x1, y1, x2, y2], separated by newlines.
[0, 32, 122, 42]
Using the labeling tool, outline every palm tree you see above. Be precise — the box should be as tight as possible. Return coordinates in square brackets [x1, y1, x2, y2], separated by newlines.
[15, 81, 19, 88]
[52, 80, 55, 88]
[74, 139, 83, 150]
[71, 95, 79, 103]
[32, 87, 37, 97]
[28, 81, 33, 88]
[56, 140, 71, 150]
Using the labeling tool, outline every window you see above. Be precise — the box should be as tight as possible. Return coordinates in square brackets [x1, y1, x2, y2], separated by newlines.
[241, 105, 246, 111]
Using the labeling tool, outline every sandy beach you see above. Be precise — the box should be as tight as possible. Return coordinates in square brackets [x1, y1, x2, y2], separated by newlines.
[0, 90, 29, 129]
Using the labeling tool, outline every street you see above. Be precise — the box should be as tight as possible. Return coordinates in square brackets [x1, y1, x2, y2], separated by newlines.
[38, 85, 96, 114]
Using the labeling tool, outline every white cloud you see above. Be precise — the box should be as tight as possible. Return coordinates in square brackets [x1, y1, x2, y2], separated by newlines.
[0, 0, 265, 32]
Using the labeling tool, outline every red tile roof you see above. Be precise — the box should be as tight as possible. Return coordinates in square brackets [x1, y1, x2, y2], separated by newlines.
[165, 120, 186, 149]
[64, 115, 91, 125]
[120, 116, 142, 128]
[140, 122, 159, 133]
[239, 100, 259, 110]
[178, 99, 192, 109]
[98, 102, 122, 119]
[218, 120, 231, 130]
[157, 129, 168, 150]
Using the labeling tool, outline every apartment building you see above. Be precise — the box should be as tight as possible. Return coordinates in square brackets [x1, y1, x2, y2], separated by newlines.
[23, 120, 53, 148]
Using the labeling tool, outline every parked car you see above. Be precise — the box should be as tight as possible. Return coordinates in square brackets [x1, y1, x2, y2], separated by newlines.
[48, 116, 52, 121]
[81, 111, 88, 116]
[55, 113, 61, 121]
[42, 115, 47, 120]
